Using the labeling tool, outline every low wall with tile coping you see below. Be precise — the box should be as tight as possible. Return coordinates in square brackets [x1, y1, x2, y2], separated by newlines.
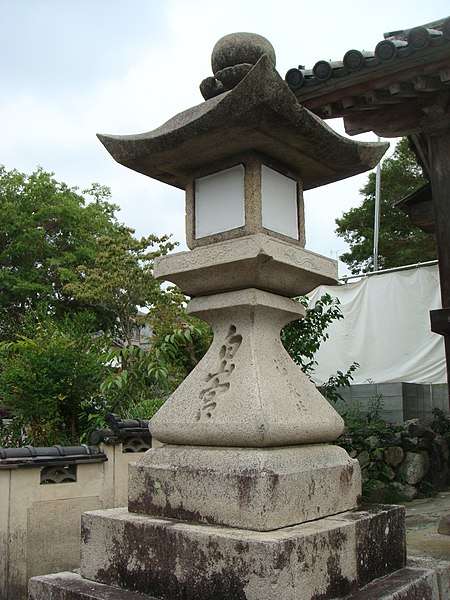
[0, 442, 145, 600]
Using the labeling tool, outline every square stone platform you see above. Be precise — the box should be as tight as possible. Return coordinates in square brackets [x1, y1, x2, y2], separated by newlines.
[74, 504, 405, 600]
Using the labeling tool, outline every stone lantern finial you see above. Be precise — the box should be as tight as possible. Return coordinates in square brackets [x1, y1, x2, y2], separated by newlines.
[212, 32, 276, 72]
[201, 32, 276, 99]
[198, 32, 276, 99]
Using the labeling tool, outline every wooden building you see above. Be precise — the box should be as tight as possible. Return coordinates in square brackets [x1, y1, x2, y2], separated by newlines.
[286, 16, 450, 402]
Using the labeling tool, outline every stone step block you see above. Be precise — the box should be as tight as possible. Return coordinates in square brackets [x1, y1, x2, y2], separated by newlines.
[345, 556, 450, 599]
[128, 444, 361, 530]
[79, 504, 405, 600]
[28, 572, 156, 599]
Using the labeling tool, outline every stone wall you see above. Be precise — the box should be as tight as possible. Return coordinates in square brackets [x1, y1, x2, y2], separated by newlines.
[338, 417, 450, 503]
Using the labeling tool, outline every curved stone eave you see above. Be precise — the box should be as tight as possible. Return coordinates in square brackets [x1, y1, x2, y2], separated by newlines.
[98, 54, 389, 191]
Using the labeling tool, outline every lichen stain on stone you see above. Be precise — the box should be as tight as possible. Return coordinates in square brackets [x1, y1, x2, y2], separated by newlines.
[236, 469, 258, 508]
[308, 478, 316, 500]
[98, 521, 182, 596]
[130, 492, 220, 526]
[359, 568, 434, 600]
[129, 470, 219, 525]
[91, 518, 252, 600]
[327, 527, 348, 552]
[354, 506, 406, 586]
[274, 539, 294, 570]
[310, 529, 354, 600]
[188, 570, 248, 600]
[234, 539, 250, 555]
[296, 543, 306, 565]
[339, 463, 354, 491]
[80, 521, 91, 546]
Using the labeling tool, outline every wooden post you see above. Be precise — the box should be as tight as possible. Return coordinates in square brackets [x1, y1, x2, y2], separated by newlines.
[426, 131, 450, 408]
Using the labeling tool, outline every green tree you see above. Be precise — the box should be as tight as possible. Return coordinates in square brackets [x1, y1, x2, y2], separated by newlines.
[0, 309, 107, 446]
[335, 138, 437, 274]
[64, 227, 184, 347]
[101, 321, 212, 420]
[0, 166, 122, 337]
[281, 294, 358, 402]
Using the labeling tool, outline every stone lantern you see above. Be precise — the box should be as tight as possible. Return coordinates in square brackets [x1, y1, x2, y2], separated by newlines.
[29, 34, 412, 600]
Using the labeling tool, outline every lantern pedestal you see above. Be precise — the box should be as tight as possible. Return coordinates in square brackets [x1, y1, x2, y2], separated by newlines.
[127, 444, 361, 530]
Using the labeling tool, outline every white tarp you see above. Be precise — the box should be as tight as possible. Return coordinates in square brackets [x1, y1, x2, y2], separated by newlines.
[308, 264, 446, 385]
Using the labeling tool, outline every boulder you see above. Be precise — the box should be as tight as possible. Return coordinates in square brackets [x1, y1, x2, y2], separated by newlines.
[365, 480, 389, 503]
[390, 481, 418, 501]
[365, 435, 381, 450]
[398, 451, 430, 485]
[403, 419, 436, 440]
[437, 514, 450, 535]
[357, 450, 370, 469]
[384, 446, 404, 467]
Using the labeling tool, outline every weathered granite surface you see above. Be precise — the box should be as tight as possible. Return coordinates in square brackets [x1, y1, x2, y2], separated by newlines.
[28, 572, 156, 599]
[78, 505, 406, 600]
[154, 233, 337, 297]
[128, 444, 361, 530]
[211, 32, 276, 74]
[346, 556, 450, 599]
[97, 55, 388, 192]
[149, 288, 344, 447]
[201, 33, 277, 100]
[28, 558, 450, 600]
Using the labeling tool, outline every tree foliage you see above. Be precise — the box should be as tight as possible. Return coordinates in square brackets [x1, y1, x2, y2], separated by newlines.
[0, 165, 190, 345]
[0, 166, 121, 337]
[0, 309, 107, 446]
[281, 293, 358, 402]
[335, 138, 437, 274]
[100, 322, 212, 420]
[0, 166, 211, 444]
[64, 227, 183, 347]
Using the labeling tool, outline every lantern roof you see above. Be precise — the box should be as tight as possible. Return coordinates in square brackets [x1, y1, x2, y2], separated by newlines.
[98, 53, 387, 191]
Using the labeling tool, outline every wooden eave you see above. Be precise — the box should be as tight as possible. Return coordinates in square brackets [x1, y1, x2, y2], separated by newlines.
[296, 42, 450, 118]
[395, 182, 435, 233]
[287, 16, 450, 136]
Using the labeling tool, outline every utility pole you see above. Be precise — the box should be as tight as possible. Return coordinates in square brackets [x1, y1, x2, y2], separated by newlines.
[373, 136, 382, 272]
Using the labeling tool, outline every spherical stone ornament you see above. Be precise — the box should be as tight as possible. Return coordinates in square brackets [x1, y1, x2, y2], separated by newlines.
[211, 32, 276, 74]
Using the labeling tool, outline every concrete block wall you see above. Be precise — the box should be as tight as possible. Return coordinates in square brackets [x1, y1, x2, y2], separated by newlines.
[334, 383, 449, 423]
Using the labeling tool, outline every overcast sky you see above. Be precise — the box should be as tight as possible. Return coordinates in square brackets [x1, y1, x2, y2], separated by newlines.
[1, 0, 448, 276]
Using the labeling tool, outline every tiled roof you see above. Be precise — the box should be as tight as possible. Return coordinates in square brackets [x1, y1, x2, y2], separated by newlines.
[285, 16, 450, 131]
[0, 444, 106, 467]
[88, 413, 152, 452]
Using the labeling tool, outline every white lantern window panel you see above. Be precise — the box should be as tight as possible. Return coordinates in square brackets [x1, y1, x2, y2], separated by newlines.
[261, 165, 298, 240]
[195, 165, 245, 238]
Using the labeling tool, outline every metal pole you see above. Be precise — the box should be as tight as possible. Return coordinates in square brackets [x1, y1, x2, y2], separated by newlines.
[373, 137, 382, 271]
